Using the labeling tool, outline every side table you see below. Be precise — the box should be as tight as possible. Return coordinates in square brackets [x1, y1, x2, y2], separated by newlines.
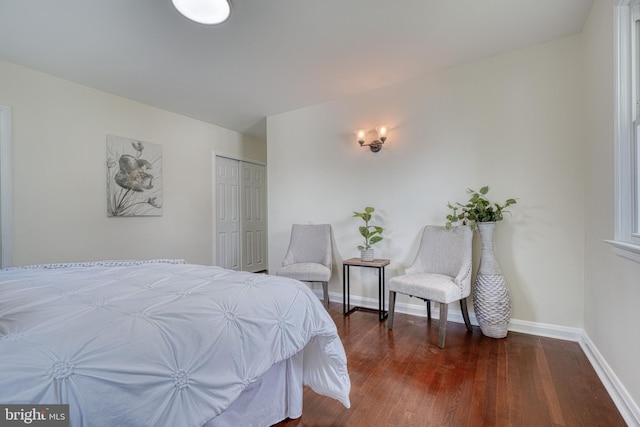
[343, 258, 390, 322]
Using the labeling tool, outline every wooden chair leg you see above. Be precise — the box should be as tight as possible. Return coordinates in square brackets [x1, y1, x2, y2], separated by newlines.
[322, 281, 329, 308]
[438, 302, 448, 348]
[388, 291, 396, 329]
[426, 300, 431, 319]
[460, 298, 472, 332]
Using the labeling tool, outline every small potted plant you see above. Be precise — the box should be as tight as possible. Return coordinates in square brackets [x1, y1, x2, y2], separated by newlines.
[445, 186, 516, 229]
[353, 206, 384, 261]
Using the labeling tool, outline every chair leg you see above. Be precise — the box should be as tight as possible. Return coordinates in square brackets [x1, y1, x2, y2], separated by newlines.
[388, 291, 396, 329]
[460, 298, 472, 332]
[322, 281, 329, 308]
[426, 300, 431, 319]
[438, 303, 448, 348]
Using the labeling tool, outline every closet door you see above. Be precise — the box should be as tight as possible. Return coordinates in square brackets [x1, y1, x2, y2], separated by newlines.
[240, 162, 267, 273]
[215, 156, 267, 272]
[215, 156, 240, 270]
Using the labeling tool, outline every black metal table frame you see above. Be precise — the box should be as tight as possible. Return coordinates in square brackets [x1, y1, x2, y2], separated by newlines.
[343, 259, 389, 322]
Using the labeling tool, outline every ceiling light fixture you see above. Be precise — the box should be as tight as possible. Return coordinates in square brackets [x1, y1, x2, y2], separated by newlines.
[172, 0, 231, 25]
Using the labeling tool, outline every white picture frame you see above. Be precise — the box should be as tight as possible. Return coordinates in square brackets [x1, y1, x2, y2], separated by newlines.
[106, 135, 163, 217]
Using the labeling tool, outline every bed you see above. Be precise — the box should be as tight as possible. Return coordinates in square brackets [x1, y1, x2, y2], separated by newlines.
[0, 260, 351, 426]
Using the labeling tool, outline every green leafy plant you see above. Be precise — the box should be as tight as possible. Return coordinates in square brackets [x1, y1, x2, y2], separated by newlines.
[446, 186, 517, 229]
[353, 206, 384, 250]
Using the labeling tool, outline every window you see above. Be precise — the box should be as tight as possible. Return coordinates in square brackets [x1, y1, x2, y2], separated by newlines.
[610, 0, 640, 262]
[632, 4, 640, 239]
[0, 106, 12, 268]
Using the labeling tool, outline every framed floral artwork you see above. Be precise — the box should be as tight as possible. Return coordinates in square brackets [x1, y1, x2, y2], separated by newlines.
[106, 135, 163, 217]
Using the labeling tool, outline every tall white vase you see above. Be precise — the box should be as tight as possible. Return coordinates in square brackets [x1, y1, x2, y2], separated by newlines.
[473, 222, 511, 338]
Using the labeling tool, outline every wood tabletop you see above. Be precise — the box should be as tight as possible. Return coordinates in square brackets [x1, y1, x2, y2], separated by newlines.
[343, 258, 390, 267]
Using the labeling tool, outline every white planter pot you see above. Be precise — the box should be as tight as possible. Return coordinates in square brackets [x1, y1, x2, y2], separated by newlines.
[360, 248, 374, 261]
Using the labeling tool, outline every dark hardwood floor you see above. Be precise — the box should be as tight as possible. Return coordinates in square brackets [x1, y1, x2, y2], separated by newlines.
[274, 303, 626, 427]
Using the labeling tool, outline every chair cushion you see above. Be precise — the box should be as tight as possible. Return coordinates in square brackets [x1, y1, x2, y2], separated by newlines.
[276, 263, 331, 282]
[388, 273, 467, 304]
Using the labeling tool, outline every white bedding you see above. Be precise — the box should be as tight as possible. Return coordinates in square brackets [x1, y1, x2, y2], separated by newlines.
[0, 261, 350, 426]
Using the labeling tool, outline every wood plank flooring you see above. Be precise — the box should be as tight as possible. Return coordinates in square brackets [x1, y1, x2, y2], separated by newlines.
[274, 304, 626, 427]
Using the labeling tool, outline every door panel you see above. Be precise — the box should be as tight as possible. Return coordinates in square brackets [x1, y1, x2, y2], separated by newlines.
[215, 156, 267, 272]
[241, 162, 267, 272]
[215, 156, 240, 270]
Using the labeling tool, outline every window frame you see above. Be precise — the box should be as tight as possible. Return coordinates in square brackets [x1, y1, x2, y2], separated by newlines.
[608, 0, 640, 263]
[0, 106, 12, 269]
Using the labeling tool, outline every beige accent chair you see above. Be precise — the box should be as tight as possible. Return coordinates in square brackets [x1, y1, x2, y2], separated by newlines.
[388, 225, 473, 348]
[276, 224, 332, 307]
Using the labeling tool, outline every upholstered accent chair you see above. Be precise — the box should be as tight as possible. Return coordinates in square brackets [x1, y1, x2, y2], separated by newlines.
[276, 224, 332, 307]
[388, 225, 473, 348]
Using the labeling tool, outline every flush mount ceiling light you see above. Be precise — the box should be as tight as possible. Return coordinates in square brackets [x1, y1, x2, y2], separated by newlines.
[172, 0, 231, 25]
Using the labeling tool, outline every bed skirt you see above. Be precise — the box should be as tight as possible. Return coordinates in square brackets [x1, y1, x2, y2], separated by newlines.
[205, 351, 304, 427]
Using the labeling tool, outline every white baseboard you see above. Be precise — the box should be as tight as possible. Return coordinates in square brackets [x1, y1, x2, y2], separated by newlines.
[323, 290, 640, 426]
[579, 332, 640, 426]
[507, 317, 584, 342]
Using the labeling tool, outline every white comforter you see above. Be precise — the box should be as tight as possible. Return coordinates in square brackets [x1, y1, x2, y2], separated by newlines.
[0, 261, 350, 426]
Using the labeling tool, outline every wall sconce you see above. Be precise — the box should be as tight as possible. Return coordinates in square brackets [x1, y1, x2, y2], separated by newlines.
[355, 126, 388, 153]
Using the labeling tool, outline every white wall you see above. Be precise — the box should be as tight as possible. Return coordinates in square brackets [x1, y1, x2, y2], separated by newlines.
[0, 59, 266, 266]
[267, 34, 585, 328]
[584, 0, 640, 418]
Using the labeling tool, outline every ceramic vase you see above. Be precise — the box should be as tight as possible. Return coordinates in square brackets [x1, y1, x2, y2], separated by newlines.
[473, 222, 511, 338]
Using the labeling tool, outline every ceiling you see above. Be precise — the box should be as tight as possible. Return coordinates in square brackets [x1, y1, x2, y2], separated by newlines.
[0, 0, 594, 139]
